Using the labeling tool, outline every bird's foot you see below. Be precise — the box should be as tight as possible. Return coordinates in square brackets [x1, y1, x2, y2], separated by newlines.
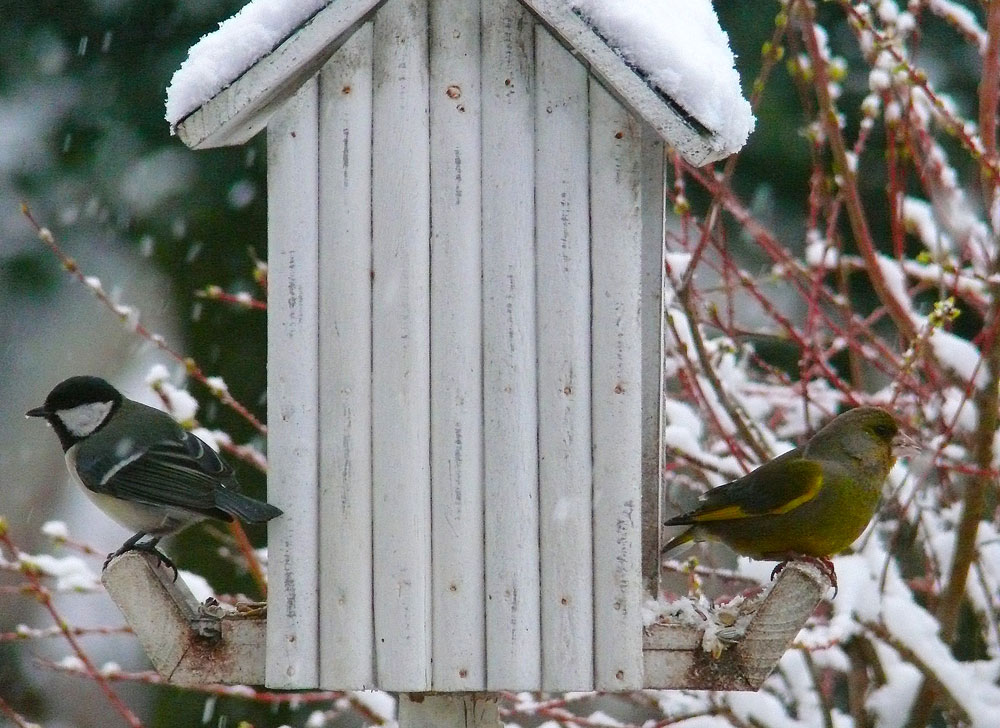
[103, 535, 178, 582]
[129, 542, 178, 583]
[770, 556, 838, 597]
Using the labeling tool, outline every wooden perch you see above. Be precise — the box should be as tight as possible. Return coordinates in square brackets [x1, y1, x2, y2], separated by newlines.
[102, 551, 266, 687]
[642, 561, 830, 690]
[103, 551, 825, 691]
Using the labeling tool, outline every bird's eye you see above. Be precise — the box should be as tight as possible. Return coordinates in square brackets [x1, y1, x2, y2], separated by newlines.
[873, 422, 896, 439]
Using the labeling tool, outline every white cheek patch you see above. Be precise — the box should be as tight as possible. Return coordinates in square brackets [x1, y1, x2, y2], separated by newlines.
[55, 401, 114, 437]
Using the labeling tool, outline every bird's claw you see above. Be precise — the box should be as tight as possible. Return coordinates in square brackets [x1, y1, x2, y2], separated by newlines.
[103, 541, 178, 582]
[770, 556, 838, 597]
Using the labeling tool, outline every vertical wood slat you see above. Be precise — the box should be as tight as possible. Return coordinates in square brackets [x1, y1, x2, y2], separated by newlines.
[371, 0, 432, 691]
[429, 0, 486, 691]
[317, 24, 375, 690]
[481, 0, 542, 690]
[534, 31, 593, 691]
[589, 79, 645, 691]
[266, 78, 321, 689]
[398, 695, 500, 728]
[640, 128, 665, 599]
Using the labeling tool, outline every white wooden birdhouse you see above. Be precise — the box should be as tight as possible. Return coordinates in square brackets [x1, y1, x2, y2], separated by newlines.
[111, 0, 829, 710]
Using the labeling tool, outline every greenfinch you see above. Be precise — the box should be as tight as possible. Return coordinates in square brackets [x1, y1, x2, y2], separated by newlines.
[661, 406, 901, 588]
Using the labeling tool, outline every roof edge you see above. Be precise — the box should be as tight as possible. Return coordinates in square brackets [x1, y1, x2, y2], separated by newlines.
[521, 0, 729, 165]
[174, 0, 389, 150]
[175, 0, 733, 163]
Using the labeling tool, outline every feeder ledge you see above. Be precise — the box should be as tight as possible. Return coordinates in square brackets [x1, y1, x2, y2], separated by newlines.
[643, 561, 831, 690]
[102, 551, 266, 687]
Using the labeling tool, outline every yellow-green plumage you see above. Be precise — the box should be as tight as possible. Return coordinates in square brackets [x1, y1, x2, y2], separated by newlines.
[662, 407, 899, 562]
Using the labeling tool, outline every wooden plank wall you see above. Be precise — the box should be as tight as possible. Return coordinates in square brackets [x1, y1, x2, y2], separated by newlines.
[480, 0, 543, 691]
[534, 30, 594, 690]
[266, 78, 321, 689]
[429, 0, 487, 691]
[317, 24, 375, 689]
[640, 128, 666, 600]
[589, 81, 645, 690]
[268, 0, 665, 693]
[370, 0, 433, 691]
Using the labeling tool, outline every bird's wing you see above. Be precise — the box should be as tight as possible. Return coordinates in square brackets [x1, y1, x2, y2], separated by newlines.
[86, 431, 235, 520]
[679, 454, 824, 523]
[173, 428, 236, 482]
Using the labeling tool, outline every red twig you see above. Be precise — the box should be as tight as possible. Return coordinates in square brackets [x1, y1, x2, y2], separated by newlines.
[839, 0, 1000, 187]
[227, 521, 269, 599]
[36, 659, 392, 724]
[196, 285, 267, 311]
[797, 1, 917, 342]
[0, 696, 39, 728]
[1, 624, 132, 643]
[0, 530, 143, 728]
[21, 204, 267, 436]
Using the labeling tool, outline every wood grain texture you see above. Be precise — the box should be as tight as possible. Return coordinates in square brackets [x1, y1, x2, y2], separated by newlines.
[481, 0, 542, 690]
[371, 0, 432, 691]
[397, 694, 500, 728]
[103, 552, 266, 687]
[589, 78, 644, 691]
[639, 127, 666, 598]
[317, 24, 375, 690]
[266, 77, 321, 689]
[429, 0, 487, 691]
[534, 30, 594, 691]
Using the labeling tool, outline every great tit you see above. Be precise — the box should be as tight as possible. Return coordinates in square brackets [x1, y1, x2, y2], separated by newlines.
[27, 375, 282, 578]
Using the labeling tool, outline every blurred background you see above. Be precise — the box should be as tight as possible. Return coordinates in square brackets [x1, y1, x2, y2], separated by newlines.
[0, 1, 987, 726]
[2, 1, 269, 725]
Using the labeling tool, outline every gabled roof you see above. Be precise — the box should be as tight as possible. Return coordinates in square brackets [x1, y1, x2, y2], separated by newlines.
[170, 0, 388, 151]
[522, 0, 739, 165]
[170, 0, 748, 165]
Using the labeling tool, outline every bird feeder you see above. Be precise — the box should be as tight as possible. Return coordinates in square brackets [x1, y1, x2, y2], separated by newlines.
[102, 0, 829, 721]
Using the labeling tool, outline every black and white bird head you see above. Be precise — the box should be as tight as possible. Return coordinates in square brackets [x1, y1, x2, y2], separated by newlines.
[26, 376, 124, 451]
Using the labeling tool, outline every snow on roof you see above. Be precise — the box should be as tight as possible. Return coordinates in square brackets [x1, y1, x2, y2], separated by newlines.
[570, 0, 754, 154]
[165, 0, 753, 155]
[164, 0, 327, 126]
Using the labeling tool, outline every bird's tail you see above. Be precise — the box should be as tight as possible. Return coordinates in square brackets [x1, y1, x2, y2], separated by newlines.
[660, 527, 694, 555]
[216, 489, 283, 523]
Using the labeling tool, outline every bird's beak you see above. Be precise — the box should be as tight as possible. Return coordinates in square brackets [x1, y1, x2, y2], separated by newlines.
[25, 407, 47, 418]
[892, 431, 920, 459]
